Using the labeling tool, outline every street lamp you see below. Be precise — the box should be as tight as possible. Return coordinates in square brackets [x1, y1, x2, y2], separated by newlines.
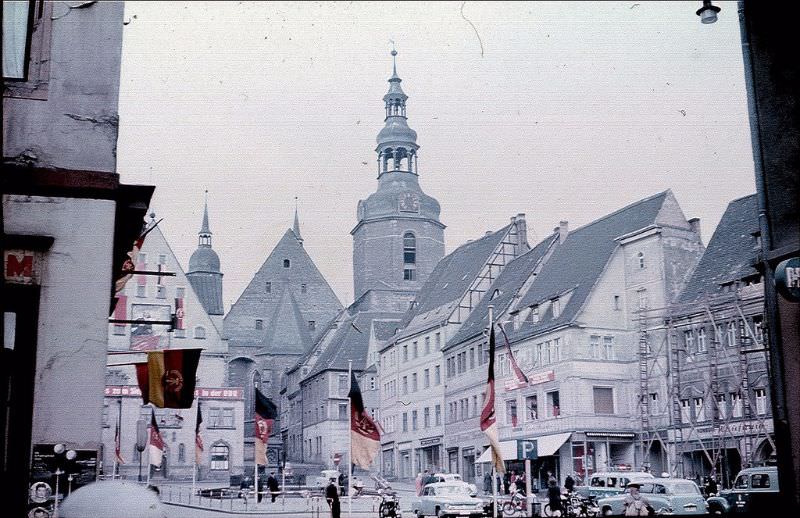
[136, 418, 148, 482]
[53, 443, 76, 518]
[696, 1, 721, 24]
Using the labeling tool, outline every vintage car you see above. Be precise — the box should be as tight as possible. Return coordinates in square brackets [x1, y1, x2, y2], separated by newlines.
[410, 482, 485, 518]
[706, 466, 779, 515]
[596, 479, 707, 516]
[575, 471, 655, 499]
[426, 473, 478, 496]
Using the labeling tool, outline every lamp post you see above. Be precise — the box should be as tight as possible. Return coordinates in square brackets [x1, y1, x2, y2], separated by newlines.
[53, 443, 76, 518]
[696, 1, 721, 24]
[136, 418, 148, 482]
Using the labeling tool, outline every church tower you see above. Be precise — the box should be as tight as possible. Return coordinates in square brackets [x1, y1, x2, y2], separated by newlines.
[187, 194, 224, 326]
[351, 50, 445, 300]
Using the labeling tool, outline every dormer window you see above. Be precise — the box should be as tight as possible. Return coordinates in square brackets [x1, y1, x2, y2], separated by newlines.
[255, 319, 263, 330]
[552, 298, 561, 318]
[283, 259, 291, 268]
[194, 326, 206, 339]
[530, 306, 539, 324]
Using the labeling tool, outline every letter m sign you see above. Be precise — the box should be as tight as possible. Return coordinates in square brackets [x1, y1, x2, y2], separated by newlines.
[4, 250, 38, 284]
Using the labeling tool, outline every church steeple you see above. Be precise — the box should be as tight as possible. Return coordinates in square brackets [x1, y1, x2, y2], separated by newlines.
[199, 190, 212, 248]
[292, 197, 303, 245]
[376, 49, 419, 177]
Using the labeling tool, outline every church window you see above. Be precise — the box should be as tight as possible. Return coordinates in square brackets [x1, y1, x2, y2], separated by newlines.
[637, 251, 645, 269]
[255, 319, 263, 330]
[404, 268, 416, 281]
[265, 282, 271, 293]
[194, 326, 206, 339]
[308, 321, 315, 331]
[403, 233, 416, 264]
[301, 283, 307, 294]
[283, 259, 290, 268]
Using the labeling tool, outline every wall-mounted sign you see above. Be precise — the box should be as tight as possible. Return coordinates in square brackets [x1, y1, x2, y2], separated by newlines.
[4, 249, 42, 285]
[104, 385, 243, 399]
[775, 257, 800, 302]
[420, 436, 442, 447]
[517, 439, 538, 460]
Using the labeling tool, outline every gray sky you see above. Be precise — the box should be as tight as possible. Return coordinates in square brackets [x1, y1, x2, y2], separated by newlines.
[117, 1, 754, 310]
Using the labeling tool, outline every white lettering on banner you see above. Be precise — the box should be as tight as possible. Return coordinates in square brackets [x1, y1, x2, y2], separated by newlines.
[104, 385, 244, 399]
[694, 420, 774, 438]
[504, 370, 555, 391]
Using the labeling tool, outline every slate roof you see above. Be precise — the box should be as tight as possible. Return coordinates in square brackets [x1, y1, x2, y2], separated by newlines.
[509, 191, 669, 342]
[445, 232, 559, 350]
[678, 194, 759, 304]
[187, 273, 225, 315]
[397, 224, 514, 335]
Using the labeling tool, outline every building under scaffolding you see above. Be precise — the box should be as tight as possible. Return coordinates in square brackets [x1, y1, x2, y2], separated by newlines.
[636, 194, 775, 488]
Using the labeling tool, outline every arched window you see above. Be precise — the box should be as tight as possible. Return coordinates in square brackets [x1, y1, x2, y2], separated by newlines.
[210, 442, 229, 470]
[178, 443, 186, 463]
[283, 259, 290, 268]
[637, 251, 645, 269]
[194, 326, 206, 339]
[403, 232, 416, 281]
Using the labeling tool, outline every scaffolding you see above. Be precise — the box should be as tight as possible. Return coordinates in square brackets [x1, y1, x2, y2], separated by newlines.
[636, 284, 775, 485]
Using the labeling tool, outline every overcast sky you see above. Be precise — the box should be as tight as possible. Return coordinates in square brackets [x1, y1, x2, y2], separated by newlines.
[117, 1, 754, 310]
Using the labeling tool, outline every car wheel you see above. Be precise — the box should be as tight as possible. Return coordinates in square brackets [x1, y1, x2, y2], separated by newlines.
[415, 510, 424, 518]
[708, 504, 725, 516]
[602, 506, 614, 516]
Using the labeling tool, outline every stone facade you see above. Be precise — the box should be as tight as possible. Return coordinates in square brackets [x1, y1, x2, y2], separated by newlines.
[3, 2, 154, 514]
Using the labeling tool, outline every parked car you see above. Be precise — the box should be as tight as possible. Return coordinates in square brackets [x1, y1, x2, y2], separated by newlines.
[596, 479, 707, 516]
[575, 471, 655, 499]
[426, 473, 478, 496]
[313, 469, 341, 489]
[706, 466, 780, 515]
[410, 482, 485, 518]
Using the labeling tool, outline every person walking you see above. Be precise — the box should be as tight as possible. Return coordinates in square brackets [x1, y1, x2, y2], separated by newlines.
[503, 471, 511, 495]
[266, 472, 280, 503]
[623, 482, 653, 516]
[547, 478, 563, 516]
[483, 471, 492, 495]
[416, 472, 424, 496]
[326, 479, 341, 518]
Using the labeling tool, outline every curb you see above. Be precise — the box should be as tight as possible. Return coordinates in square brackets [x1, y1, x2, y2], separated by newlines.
[163, 501, 391, 516]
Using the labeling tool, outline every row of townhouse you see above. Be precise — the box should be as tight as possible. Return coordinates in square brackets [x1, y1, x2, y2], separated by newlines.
[378, 190, 707, 487]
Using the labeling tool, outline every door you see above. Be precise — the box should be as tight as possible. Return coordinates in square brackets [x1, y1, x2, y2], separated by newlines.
[2, 284, 41, 516]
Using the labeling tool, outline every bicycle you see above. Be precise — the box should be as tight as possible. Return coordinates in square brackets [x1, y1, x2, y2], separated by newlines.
[501, 490, 529, 517]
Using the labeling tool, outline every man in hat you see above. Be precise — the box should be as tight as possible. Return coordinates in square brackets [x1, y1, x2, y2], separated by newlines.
[623, 482, 653, 516]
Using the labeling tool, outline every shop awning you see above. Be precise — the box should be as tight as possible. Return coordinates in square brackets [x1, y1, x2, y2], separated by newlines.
[475, 433, 572, 463]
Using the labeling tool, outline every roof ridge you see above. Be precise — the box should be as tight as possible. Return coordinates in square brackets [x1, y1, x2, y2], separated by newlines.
[566, 190, 669, 236]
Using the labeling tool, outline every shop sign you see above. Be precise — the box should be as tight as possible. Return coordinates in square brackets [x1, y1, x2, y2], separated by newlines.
[419, 437, 442, 447]
[775, 257, 800, 302]
[4, 249, 41, 285]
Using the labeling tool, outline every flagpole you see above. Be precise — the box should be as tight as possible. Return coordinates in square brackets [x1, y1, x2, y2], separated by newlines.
[254, 384, 260, 508]
[115, 397, 123, 478]
[192, 401, 198, 500]
[489, 305, 498, 518]
[348, 359, 353, 518]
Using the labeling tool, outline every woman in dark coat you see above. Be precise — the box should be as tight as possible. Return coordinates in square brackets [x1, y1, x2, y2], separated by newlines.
[326, 480, 341, 518]
[547, 478, 563, 514]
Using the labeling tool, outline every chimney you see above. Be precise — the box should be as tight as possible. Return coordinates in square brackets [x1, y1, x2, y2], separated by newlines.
[688, 217, 701, 242]
[515, 213, 528, 248]
[485, 230, 493, 237]
[559, 220, 569, 244]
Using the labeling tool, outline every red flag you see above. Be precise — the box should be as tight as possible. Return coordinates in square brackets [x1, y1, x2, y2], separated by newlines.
[255, 388, 277, 466]
[135, 349, 202, 408]
[114, 423, 125, 464]
[149, 409, 165, 467]
[498, 322, 529, 388]
[115, 219, 160, 295]
[195, 402, 204, 464]
[349, 372, 380, 469]
[480, 326, 505, 474]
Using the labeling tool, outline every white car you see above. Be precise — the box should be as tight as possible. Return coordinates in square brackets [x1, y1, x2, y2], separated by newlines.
[410, 482, 485, 518]
[314, 469, 341, 489]
[427, 474, 478, 496]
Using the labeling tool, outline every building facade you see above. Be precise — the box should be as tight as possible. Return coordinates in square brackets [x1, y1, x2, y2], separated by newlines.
[379, 217, 530, 480]
[640, 194, 774, 488]
[103, 208, 245, 480]
[2, 2, 153, 515]
[447, 191, 704, 488]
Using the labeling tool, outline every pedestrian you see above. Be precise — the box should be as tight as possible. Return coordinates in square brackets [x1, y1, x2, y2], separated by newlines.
[416, 472, 424, 496]
[547, 478, 563, 515]
[623, 482, 653, 516]
[547, 471, 557, 486]
[483, 471, 492, 495]
[326, 479, 341, 518]
[423, 469, 435, 487]
[503, 471, 511, 494]
[564, 474, 575, 494]
[267, 472, 280, 503]
[338, 472, 345, 496]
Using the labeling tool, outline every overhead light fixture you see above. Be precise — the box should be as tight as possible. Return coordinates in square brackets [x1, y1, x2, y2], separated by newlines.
[696, 1, 721, 24]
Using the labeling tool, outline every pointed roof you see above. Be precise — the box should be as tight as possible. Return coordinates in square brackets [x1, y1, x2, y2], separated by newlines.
[508, 191, 670, 341]
[678, 194, 759, 304]
[292, 204, 302, 242]
[395, 223, 515, 338]
[446, 232, 559, 349]
[200, 195, 211, 236]
[223, 228, 343, 352]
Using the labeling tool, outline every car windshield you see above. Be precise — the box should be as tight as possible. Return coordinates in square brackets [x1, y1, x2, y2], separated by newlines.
[434, 486, 471, 496]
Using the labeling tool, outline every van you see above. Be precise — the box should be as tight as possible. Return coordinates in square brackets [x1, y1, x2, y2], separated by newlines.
[578, 471, 655, 498]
